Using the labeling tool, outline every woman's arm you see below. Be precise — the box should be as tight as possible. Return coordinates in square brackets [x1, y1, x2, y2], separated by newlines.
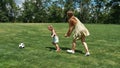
[65, 18, 77, 37]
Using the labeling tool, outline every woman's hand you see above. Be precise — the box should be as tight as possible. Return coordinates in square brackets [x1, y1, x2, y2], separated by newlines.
[64, 34, 69, 38]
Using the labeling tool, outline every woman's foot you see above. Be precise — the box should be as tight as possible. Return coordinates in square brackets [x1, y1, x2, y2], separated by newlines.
[67, 50, 75, 54]
[85, 52, 90, 56]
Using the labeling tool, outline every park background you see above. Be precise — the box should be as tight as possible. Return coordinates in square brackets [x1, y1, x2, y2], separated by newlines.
[0, 0, 120, 24]
[0, 0, 120, 68]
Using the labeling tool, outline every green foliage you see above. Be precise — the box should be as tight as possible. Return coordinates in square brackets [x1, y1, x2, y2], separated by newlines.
[0, 0, 17, 22]
[0, 12, 9, 22]
[0, 23, 120, 68]
[0, 0, 120, 24]
[106, 1, 120, 24]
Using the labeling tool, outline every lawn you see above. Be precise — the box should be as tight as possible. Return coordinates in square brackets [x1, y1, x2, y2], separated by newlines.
[0, 23, 120, 68]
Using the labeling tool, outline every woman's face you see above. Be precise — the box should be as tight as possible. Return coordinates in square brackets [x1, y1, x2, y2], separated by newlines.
[67, 12, 73, 17]
[67, 13, 71, 17]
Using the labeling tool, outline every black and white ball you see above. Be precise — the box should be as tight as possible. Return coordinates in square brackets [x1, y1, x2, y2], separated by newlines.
[19, 43, 25, 48]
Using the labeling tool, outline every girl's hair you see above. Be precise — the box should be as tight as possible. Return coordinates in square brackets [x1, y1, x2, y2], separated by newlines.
[48, 25, 53, 30]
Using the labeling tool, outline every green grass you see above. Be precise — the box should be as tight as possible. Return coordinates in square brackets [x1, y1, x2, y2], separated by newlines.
[0, 23, 120, 68]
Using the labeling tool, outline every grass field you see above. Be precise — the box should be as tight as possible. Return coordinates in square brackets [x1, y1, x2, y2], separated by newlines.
[0, 23, 120, 68]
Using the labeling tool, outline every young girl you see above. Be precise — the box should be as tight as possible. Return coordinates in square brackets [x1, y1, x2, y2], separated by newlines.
[48, 25, 61, 52]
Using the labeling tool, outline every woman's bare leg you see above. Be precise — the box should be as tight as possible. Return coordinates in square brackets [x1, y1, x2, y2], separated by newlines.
[81, 35, 90, 56]
[72, 39, 76, 51]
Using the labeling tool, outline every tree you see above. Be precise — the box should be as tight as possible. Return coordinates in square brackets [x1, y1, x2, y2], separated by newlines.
[22, 0, 48, 23]
[0, 0, 17, 22]
[63, 0, 74, 22]
[8, 0, 18, 22]
[47, 0, 64, 22]
[22, 0, 34, 23]
[0, 0, 119, 24]
[78, 0, 91, 23]
[106, 0, 120, 24]
[89, 0, 109, 23]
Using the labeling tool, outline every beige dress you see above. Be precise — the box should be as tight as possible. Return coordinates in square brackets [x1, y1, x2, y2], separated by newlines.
[73, 17, 90, 39]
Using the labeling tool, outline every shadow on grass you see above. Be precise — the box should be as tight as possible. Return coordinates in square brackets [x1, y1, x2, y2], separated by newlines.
[45, 47, 84, 54]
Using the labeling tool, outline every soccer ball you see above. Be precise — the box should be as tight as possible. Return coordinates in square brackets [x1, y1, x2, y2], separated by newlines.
[19, 43, 25, 48]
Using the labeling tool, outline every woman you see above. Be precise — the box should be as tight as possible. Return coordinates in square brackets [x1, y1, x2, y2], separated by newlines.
[65, 11, 90, 56]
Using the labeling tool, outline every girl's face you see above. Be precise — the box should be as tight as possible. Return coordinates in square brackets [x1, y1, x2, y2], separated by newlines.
[48, 26, 53, 31]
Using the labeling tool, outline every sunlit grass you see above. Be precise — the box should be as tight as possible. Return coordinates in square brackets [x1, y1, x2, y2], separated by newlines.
[0, 23, 119, 68]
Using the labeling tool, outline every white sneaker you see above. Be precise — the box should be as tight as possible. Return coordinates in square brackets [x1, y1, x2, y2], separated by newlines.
[85, 52, 90, 56]
[67, 50, 75, 54]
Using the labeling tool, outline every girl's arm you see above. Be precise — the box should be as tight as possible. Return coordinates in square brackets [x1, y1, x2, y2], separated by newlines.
[51, 29, 56, 37]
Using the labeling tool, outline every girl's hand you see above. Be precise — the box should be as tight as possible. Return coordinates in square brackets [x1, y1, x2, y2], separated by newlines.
[51, 34, 54, 37]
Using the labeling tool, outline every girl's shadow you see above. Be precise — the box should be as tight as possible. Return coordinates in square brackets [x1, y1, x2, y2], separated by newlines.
[45, 47, 84, 54]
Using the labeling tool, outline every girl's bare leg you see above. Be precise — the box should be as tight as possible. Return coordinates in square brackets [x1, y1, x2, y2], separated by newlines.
[52, 42, 60, 52]
[55, 44, 60, 52]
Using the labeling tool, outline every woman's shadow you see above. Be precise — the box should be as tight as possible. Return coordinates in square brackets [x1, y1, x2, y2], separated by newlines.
[45, 46, 84, 54]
